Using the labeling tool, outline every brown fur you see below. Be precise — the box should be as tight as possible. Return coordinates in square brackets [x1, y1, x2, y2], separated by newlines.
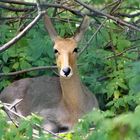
[0, 15, 98, 133]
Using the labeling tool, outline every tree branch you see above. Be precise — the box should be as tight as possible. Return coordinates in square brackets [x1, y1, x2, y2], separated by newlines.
[78, 19, 107, 56]
[0, 64, 81, 76]
[1, 101, 67, 139]
[117, 12, 140, 18]
[0, 16, 34, 20]
[0, 66, 57, 76]
[0, 4, 46, 53]
[106, 46, 138, 59]
[0, 4, 34, 12]
[0, 0, 83, 16]
[0, 0, 35, 6]
[75, 0, 140, 32]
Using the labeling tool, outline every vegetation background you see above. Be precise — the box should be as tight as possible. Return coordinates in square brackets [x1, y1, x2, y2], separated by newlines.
[0, 0, 140, 139]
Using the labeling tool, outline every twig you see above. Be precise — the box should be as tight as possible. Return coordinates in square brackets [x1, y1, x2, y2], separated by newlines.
[106, 46, 139, 59]
[2, 102, 25, 119]
[1, 0, 140, 25]
[109, 0, 123, 15]
[0, 66, 57, 76]
[0, 16, 34, 20]
[101, 0, 119, 11]
[36, 0, 41, 13]
[1, 102, 67, 140]
[117, 12, 140, 18]
[39, 125, 67, 140]
[2, 99, 23, 127]
[0, 64, 82, 76]
[0, 0, 83, 16]
[119, 6, 140, 10]
[0, 3, 46, 53]
[78, 19, 107, 56]
[0, 0, 34, 5]
[75, 0, 140, 32]
[3, 105, 19, 127]
[9, 99, 23, 110]
[0, 4, 34, 12]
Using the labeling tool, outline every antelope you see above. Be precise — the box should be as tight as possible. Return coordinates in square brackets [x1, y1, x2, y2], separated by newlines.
[0, 14, 98, 133]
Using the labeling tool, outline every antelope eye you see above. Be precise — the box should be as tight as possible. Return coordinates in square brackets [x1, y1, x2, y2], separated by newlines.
[73, 48, 78, 53]
[54, 49, 58, 54]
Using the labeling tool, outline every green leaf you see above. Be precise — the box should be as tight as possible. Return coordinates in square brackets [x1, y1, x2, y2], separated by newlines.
[7, 47, 17, 57]
[117, 38, 131, 51]
[20, 60, 32, 70]
[2, 66, 10, 73]
[2, 52, 9, 63]
[26, 125, 33, 139]
[27, 34, 52, 61]
[12, 62, 19, 70]
[30, 113, 43, 125]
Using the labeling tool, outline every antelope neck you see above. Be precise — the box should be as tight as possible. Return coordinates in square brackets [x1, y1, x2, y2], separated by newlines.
[60, 66, 85, 113]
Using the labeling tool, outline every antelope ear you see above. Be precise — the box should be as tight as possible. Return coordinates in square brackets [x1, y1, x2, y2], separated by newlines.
[44, 13, 58, 42]
[73, 16, 90, 42]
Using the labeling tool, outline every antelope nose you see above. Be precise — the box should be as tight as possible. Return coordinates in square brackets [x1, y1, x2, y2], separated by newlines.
[62, 67, 71, 76]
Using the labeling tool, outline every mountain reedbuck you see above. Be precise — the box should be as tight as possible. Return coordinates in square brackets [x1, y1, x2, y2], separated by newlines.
[0, 14, 98, 133]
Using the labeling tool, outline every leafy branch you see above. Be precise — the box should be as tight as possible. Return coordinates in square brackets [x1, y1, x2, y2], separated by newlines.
[0, 1, 46, 53]
[1, 101, 66, 140]
[1, 0, 140, 32]
[75, 0, 140, 32]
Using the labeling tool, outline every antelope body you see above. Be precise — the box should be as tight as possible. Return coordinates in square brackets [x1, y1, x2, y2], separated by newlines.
[0, 14, 98, 133]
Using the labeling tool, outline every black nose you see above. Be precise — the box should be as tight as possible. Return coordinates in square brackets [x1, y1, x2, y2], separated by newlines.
[62, 67, 71, 76]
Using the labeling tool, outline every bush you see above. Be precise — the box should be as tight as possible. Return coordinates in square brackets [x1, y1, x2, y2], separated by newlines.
[0, 0, 140, 139]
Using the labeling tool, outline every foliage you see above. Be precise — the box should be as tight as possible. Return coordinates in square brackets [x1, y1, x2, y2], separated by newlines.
[0, 103, 73, 140]
[0, 0, 140, 139]
[73, 106, 140, 140]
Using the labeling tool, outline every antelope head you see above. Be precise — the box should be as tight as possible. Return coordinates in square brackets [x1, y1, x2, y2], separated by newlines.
[44, 14, 90, 78]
